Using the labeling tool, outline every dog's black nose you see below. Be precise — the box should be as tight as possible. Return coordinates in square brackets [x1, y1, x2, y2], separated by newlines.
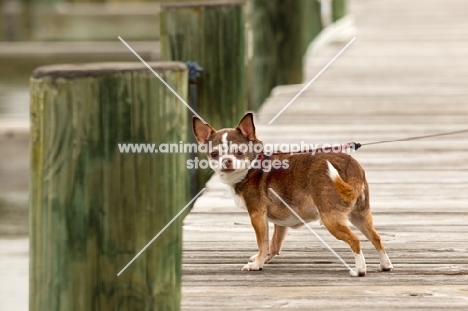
[222, 158, 233, 168]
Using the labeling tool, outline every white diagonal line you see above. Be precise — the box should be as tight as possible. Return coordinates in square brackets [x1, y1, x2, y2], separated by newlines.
[268, 37, 356, 124]
[268, 188, 353, 273]
[117, 188, 206, 276]
[118, 36, 206, 123]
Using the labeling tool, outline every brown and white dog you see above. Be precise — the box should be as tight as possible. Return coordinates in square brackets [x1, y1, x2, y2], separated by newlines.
[192, 112, 393, 277]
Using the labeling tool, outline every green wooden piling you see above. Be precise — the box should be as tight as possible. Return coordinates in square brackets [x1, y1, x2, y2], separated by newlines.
[332, 0, 347, 22]
[29, 62, 189, 311]
[249, 0, 322, 110]
[274, 0, 307, 86]
[160, 0, 247, 188]
[248, 0, 279, 111]
[303, 0, 323, 50]
[160, 0, 247, 129]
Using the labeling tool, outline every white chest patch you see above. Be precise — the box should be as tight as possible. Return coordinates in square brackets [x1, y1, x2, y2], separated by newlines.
[218, 169, 249, 185]
[228, 187, 247, 210]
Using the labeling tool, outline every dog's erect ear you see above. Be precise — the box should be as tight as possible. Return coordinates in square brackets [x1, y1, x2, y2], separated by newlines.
[192, 116, 216, 144]
[236, 112, 256, 141]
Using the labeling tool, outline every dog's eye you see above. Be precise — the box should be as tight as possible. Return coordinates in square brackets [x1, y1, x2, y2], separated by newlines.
[236, 150, 244, 156]
[210, 151, 219, 158]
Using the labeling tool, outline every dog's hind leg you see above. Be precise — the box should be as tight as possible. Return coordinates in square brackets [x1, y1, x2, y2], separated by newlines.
[349, 210, 393, 272]
[349, 184, 393, 272]
[321, 213, 367, 277]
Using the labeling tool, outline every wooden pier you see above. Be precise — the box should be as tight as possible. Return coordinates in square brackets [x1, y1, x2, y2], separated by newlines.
[181, 0, 468, 309]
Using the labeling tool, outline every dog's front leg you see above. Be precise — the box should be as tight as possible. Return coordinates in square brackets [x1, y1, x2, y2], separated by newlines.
[242, 209, 269, 271]
[250, 224, 288, 264]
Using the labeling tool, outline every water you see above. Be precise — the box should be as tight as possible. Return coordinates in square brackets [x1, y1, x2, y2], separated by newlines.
[0, 74, 30, 310]
[0, 75, 29, 118]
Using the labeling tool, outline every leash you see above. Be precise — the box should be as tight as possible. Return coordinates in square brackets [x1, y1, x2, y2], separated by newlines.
[358, 128, 468, 147]
[259, 142, 359, 161]
[259, 128, 468, 160]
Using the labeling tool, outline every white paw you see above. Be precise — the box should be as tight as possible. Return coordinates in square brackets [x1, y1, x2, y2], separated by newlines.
[379, 263, 393, 271]
[349, 268, 366, 277]
[250, 253, 276, 264]
[241, 261, 263, 271]
[378, 251, 393, 271]
[350, 252, 366, 277]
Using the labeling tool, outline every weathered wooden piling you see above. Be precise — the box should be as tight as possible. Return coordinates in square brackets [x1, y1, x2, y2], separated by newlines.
[248, 0, 278, 111]
[29, 62, 189, 311]
[160, 0, 247, 187]
[303, 0, 323, 49]
[249, 0, 323, 110]
[160, 0, 247, 129]
[332, 0, 347, 22]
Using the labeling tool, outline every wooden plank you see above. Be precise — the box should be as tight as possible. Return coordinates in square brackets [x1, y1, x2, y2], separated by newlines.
[181, 285, 468, 310]
[180, 0, 468, 309]
[32, 3, 161, 41]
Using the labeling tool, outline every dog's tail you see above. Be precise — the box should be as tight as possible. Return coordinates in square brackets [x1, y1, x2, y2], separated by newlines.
[326, 161, 362, 204]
